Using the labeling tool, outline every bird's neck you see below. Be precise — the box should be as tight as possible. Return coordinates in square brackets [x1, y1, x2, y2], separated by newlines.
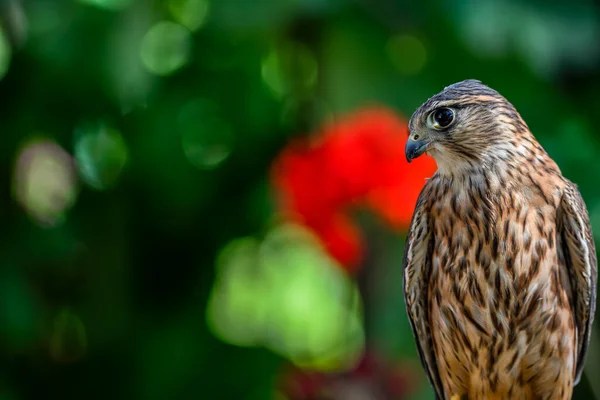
[432, 138, 559, 192]
[433, 162, 507, 194]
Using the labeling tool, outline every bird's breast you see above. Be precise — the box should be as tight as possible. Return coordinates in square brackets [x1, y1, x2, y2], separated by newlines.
[427, 188, 576, 398]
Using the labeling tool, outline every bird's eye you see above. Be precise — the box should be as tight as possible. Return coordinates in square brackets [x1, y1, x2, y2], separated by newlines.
[431, 108, 455, 130]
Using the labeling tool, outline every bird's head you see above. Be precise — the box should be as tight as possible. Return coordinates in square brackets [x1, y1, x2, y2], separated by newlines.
[407, 79, 530, 173]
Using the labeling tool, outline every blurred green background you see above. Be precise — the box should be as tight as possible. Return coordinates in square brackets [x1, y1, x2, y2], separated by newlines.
[1, 0, 600, 399]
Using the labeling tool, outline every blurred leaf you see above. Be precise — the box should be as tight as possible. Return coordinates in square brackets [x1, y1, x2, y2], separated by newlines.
[207, 224, 365, 372]
[79, 0, 134, 11]
[74, 121, 129, 190]
[140, 21, 193, 76]
[168, 0, 210, 32]
[12, 139, 79, 227]
[49, 308, 88, 364]
[0, 25, 12, 81]
[261, 40, 318, 99]
[178, 98, 234, 170]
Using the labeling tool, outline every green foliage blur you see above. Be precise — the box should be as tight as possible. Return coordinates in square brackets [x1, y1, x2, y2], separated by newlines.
[1, 0, 600, 399]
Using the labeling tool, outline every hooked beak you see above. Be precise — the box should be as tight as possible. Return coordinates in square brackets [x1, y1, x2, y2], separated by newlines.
[405, 136, 430, 163]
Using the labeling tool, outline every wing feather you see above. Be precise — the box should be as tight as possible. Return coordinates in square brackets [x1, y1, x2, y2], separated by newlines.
[559, 181, 597, 384]
[403, 186, 444, 399]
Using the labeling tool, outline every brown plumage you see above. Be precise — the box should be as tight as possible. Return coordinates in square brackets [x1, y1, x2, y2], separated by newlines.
[403, 80, 597, 400]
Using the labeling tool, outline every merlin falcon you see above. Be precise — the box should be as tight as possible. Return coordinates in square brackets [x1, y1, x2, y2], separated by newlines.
[403, 80, 597, 400]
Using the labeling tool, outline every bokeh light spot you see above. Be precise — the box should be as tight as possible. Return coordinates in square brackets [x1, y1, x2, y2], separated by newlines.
[386, 34, 427, 75]
[3, 0, 27, 47]
[49, 309, 88, 364]
[105, 5, 157, 114]
[261, 42, 318, 99]
[179, 98, 234, 170]
[78, 0, 133, 11]
[0, 27, 12, 81]
[168, 0, 210, 32]
[207, 238, 268, 347]
[13, 139, 78, 227]
[207, 223, 365, 372]
[74, 121, 129, 190]
[140, 21, 192, 76]
[259, 224, 364, 371]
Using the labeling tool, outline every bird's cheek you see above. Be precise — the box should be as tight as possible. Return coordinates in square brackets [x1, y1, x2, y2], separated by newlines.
[426, 141, 441, 155]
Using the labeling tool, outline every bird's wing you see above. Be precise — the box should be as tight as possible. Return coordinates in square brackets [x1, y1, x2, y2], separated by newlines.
[558, 181, 598, 384]
[403, 187, 443, 399]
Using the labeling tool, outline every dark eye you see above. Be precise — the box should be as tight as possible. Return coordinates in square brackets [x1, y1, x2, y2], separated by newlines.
[431, 108, 455, 129]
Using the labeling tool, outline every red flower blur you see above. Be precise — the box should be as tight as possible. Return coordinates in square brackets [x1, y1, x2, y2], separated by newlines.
[271, 108, 437, 272]
[278, 351, 424, 400]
